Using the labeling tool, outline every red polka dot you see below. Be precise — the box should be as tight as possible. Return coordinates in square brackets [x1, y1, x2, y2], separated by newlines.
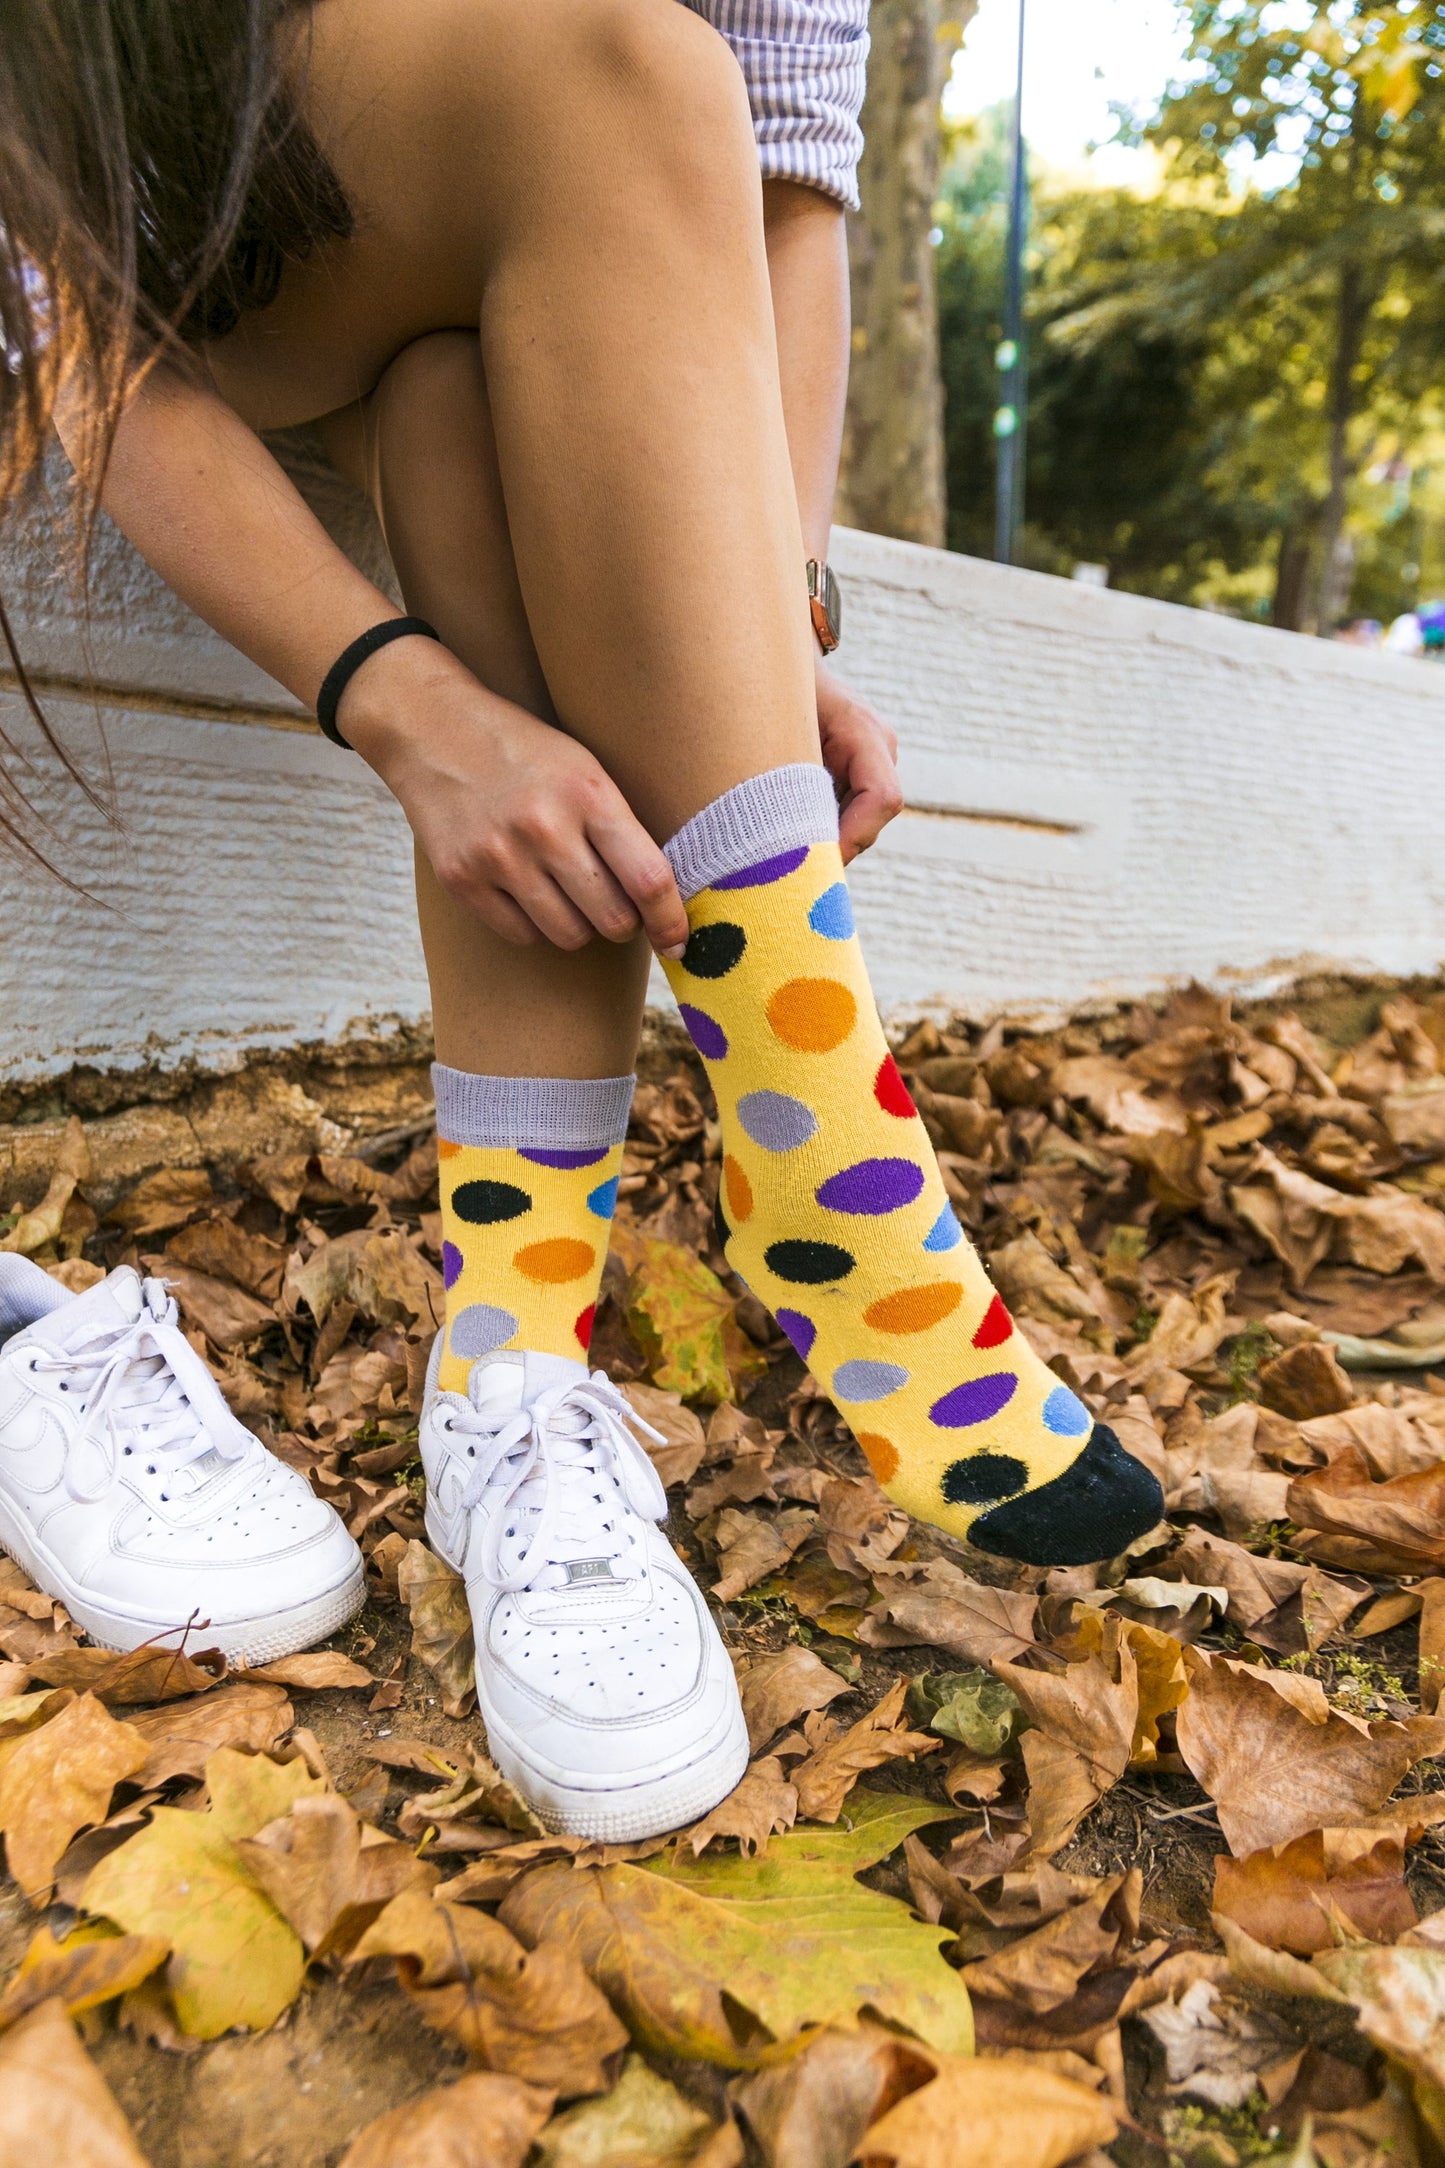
[972, 1293, 1013, 1350]
[574, 1303, 597, 1352]
[874, 1053, 915, 1119]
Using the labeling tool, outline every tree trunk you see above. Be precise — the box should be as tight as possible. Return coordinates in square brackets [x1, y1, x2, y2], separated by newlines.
[1272, 526, 1313, 632]
[835, 0, 972, 546]
[1312, 258, 1368, 630]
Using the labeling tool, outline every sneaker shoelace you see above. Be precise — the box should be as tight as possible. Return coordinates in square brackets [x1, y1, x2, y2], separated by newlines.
[27, 1278, 253, 1505]
[445, 1372, 669, 1594]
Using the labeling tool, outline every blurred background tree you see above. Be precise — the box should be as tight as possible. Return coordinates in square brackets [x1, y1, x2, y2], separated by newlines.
[846, 0, 1445, 633]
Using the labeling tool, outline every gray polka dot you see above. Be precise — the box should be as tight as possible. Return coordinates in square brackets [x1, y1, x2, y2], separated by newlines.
[450, 1304, 519, 1359]
[737, 1089, 818, 1153]
[832, 1359, 910, 1403]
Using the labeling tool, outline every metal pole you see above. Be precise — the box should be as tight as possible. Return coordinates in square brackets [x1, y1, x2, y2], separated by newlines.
[993, 0, 1028, 563]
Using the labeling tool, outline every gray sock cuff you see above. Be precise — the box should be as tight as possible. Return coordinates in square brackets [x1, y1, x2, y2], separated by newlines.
[662, 763, 840, 902]
[432, 1066, 635, 1150]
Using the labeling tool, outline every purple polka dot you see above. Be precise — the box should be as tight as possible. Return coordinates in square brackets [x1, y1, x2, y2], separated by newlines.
[776, 1308, 817, 1361]
[679, 1004, 729, 1060]
[930, 1373, 1019, 1428]
[815, 1158, 926, 1217]
[517, 1146, 610, 1170]
[442, 1240, 464, 1290]
[712, 847, 810, 890]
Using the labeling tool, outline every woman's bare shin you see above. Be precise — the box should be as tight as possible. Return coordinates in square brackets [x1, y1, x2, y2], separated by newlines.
[317, 335, 649, 1081]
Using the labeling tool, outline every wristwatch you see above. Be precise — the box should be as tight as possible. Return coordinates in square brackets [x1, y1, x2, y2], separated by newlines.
[807, 558, 842, 653]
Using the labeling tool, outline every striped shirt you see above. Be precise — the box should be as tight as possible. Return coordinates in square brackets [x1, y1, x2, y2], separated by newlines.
[682, 0, 870, 211]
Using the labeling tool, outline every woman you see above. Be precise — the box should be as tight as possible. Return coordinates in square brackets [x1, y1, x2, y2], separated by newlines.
[0, 0, 1161, 1838]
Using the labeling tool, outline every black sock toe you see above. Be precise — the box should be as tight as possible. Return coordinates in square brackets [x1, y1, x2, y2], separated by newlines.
[966, 1423, 1164, 1567]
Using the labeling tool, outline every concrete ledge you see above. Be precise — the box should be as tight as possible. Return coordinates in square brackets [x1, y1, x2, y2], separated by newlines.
[3, 441, 1444, 1087]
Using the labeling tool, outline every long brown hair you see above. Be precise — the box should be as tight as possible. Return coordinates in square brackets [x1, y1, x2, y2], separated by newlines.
[0, 0, 352, 862]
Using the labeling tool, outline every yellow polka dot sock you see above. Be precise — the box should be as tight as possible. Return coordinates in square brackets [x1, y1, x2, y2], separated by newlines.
[660, 766, 1163, 1564]
[432, 1066, 632, 1393]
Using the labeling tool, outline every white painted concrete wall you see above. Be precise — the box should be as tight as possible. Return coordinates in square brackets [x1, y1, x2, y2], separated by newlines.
[3, 441, 1444, 1085]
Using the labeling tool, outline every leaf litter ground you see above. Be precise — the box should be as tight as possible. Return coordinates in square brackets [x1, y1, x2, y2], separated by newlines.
[12, 983, 1445, 2163]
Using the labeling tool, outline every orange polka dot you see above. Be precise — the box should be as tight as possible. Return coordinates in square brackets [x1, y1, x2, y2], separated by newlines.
[863, 1281, 962, 1335]
[514, 1237, 596, 1285]
[856, 1432, 900, 1484]
[724, 1155, 754, 1222]
[766, 977, 858, 1053]
[437, 1138, 462, 1159]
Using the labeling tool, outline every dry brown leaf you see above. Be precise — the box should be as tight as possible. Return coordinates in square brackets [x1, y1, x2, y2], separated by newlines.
[861, 1560, 1037, 1664]
[1213, 1829, 1417, 1955]
[0, 1692, 147, 1900]
[685, 1758, 798, 1858]
[161, 1217, 286, 1301]
[791, 1679, 937, 1823]
[1, 1119, 90, 1257]
[0, 1927, 169, 2035]
[1288, 1447, 1445, 1574]
[710, 1508, 815, 1603]
[106, 1168, 213, 1239]
[856, 2052, 1118, 2167]
[622, 1384, 708, 1489]
[237, 1792, 438, 1958]
[350, 1889, 627, 2093]
[242, 1651, 375, 1692]
[0, 1997, 152, 2165]
[960, 1871, 1140, 2013]
[734, 2022, 940, 2168]
[734, 1646, 852, 1756]
[125, 1681, 292, 1787]
[1123, 1275, 1234, 1379]
[398, 1540, 475, 1718]
[1233, 1148, 1445, 1286]
[1421, 1579, 1445, 1715]
[1136, 1974, 1300, 2113]
[25, 1644, 228, 1705]
[140, 1259, 275, 1350]
[1257, 1340, 1357, 1420]
[1174, 1648, 1445, 1855]
[337, 2072, 555, 2168]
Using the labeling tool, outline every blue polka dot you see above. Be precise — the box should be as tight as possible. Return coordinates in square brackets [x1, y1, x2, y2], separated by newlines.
[808, 883, 855, 940]
[586, 1175, 620, 1220]
[923, 1206, 964, 1252]
[833, 1359, 909, 1403]
[1042, 1385, 1092, 1438]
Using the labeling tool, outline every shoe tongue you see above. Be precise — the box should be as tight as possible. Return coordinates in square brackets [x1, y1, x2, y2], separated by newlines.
[32, 1265, 146, 1346]
[466, 1349, 590, 1415]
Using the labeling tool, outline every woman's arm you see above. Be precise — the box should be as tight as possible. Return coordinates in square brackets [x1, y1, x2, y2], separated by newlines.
[71, 365, 689, 954]
[762, 179, 901, 863]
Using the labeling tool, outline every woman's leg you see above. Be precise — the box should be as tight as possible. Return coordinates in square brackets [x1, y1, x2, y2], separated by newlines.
[316, 334, 650, 1082]
[445, 0, 1160, 1564]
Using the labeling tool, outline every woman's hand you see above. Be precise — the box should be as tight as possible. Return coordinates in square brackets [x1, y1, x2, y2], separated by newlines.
[341, 639, 691, 955]
[815, 657, 904, 863]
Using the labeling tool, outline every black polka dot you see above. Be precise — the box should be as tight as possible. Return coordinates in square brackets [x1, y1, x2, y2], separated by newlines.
[451, 1178, 532, 1225]
[942, 1453, 1030, 1506]
[764, 1238, 856, 1285]
[714, 1193, 731, 1253]
[683, 921, 747, 979]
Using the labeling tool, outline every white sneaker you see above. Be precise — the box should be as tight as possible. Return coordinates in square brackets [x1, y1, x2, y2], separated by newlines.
[420, 1345, 748, 1840]
[0, 1260, 364, 1663]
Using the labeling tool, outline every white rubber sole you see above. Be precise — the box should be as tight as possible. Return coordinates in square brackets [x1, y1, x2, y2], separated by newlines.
[0, 1497, 366, 1667]
[480, 1683, 751, 1842]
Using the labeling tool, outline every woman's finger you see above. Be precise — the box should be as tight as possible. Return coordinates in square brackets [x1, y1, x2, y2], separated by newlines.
[587, 809, 691, 958]
[837, 739, 905, 860]
[551, 846, 644, 943]
[499, 866, 598, 950]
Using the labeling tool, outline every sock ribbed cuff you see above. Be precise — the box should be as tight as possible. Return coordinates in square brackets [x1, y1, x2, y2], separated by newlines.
[431, 1066, 635, 1150]
[663, 763, 840, 902]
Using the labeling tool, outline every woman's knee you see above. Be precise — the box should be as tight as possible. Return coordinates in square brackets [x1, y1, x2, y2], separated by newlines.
[550, 0, 757, 213]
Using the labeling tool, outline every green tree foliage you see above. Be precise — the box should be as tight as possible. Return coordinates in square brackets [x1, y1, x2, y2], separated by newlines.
[938, 4, 1445, 626]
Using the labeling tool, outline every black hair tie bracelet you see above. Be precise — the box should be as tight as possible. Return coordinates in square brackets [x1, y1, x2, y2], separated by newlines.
[315, 617, 443, 748]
